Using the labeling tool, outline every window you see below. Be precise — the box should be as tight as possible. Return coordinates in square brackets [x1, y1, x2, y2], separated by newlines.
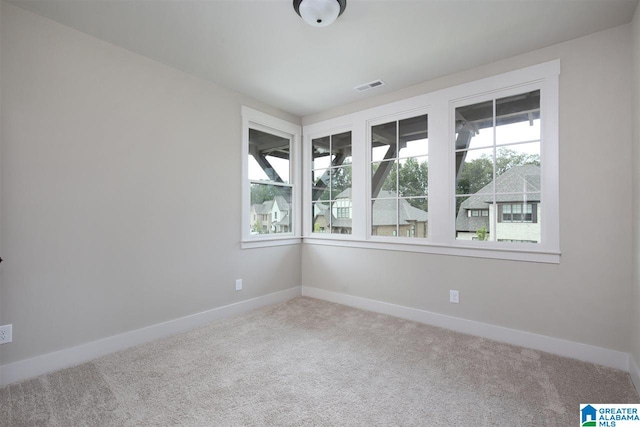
[301, 60, 559, 262]
[454, 89, 541, 243]
[242, 107, 301, 247]
[311, 131, 352, 234]
[370, 114, 428, 239]
[500, 203, 536, 223]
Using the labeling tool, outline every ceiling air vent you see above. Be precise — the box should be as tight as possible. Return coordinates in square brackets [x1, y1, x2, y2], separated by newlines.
[354, 79, 385, 93]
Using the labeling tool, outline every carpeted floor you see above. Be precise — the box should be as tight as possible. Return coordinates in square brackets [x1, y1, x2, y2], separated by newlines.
[1, 297, 638, 426]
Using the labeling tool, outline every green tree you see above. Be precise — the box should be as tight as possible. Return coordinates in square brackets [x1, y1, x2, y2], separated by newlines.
[331, 161, 352, 196]
[495, 147, 540, 176]
[456, 156, 493, 195]
[250, 184, 279, 205]
[476, 226, 488, 241]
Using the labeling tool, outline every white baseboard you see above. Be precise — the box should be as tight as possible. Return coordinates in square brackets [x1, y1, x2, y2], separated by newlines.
[630, 354, 640, 394]
[302, 286, 630, 371]
[0, 286, 302, 387]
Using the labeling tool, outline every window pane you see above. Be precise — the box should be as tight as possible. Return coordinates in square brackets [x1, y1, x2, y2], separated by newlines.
[332, 131, 353, 165]
[456, 195, 491, 241]
[495, 194, 540, 243]
[455, 100, 493, 151]
[331, 165, 352, 199]
[372, 198, 397, 237]
[496, 90, 540, 145]
[331, 199, 352, 235]
[312, 169, 331, 202]
[312, 202, 330, 234]
[250, 184, 292, 234]
[455, 148, 494, 195]
[248, 128, 290, 183]
[495, 143, 541, 193]
[399, 115, 428, 158]
[312, 136, 331, 170]
[400, 197, 428, 238]
[372, 121, 397, 162]
[372, 160, 397, 197]
[399, 156, 428, 197]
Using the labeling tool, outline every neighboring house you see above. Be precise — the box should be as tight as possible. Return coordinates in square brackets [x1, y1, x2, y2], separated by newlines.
[314, 189, 428, 237]
[455, 164, 541, 242]
[251, 195, 290, 233]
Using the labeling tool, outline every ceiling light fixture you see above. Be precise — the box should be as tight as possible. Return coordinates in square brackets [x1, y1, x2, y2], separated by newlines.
[293, 0, 347, 27]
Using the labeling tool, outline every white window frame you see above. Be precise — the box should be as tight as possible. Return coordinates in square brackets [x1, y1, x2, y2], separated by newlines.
[366, 108, 431, 244]
[303, 117, 356, 239]
[241, 106, 302, 249]
[302, 60, 560, 263]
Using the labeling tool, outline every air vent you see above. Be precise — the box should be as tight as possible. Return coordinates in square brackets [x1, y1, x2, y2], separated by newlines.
[354, 79, 385, 92]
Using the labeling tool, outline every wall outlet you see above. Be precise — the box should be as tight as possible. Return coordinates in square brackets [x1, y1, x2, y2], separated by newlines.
[449, 290, 459, 304]
[235, 279, 242, 291]
[0, 324, 12, 344]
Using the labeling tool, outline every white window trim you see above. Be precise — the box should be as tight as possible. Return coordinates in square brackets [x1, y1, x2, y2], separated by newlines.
[302, 117, 356, 238]
[241, 106, 302, 249]
[302, 60, 561, 263]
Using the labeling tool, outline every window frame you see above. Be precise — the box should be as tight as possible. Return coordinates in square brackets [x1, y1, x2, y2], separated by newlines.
[241, 106, 302, 248]
[301, 60, 559, 263]
[366, 107, 431, 244]
[303, 119, 356, 239]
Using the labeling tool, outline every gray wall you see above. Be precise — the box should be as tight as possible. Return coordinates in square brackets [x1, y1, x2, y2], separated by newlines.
[632, 3, 640, 365]
[0, 3, 301, 365]
[303, 24, 634, 352]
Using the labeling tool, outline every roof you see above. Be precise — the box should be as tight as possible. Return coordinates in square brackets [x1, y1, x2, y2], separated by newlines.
[251, 195, 290, 216]
[316, 190, 428, 228]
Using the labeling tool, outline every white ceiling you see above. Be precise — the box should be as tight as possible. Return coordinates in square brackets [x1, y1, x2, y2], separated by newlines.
[7, 0, 639, 117]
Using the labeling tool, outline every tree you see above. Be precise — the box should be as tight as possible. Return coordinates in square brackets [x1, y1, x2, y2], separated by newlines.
[377, 158, 429, 212]
[250, 184, 279, 205]
[476, 226, 488, 241]
[456, 156, 493, 195]
[331, 161, 352, 196]
[495, 147, 540, 176]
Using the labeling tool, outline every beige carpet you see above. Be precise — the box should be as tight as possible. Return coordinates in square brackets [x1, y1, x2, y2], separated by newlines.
[1, 297, 638, 426]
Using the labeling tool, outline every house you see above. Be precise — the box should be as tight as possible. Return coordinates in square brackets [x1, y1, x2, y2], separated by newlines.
[313, 189, 428, 237]
[1, 1, 640, 420]
[456, 164, 541, 243]
[251, 195, 291, 234]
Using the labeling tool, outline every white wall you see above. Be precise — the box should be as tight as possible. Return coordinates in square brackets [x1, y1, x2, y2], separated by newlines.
[0, 3, 301, 366]
[303, 24, 634, 352]
[631, 3, 640, 369]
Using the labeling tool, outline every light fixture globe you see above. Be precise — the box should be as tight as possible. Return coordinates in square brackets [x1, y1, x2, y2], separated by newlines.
[293, 0, 347, 27]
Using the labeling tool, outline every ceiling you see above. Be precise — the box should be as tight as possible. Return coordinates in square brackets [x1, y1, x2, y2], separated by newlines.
[7, 0, 639, 117]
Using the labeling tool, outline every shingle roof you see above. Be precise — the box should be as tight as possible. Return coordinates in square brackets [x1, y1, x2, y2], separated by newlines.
[251, 195, 290, 217]
[314, 190, 428, 228]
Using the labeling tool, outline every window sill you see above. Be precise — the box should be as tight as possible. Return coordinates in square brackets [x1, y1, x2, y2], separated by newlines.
[303, 237, 560, 264]
[241, 237, 302, 249]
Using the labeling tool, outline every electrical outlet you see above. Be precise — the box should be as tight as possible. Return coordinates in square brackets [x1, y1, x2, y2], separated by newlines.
[449, 290, 459, 304]
[235, 279, 242, 291]
[0, 324, 12, 344]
